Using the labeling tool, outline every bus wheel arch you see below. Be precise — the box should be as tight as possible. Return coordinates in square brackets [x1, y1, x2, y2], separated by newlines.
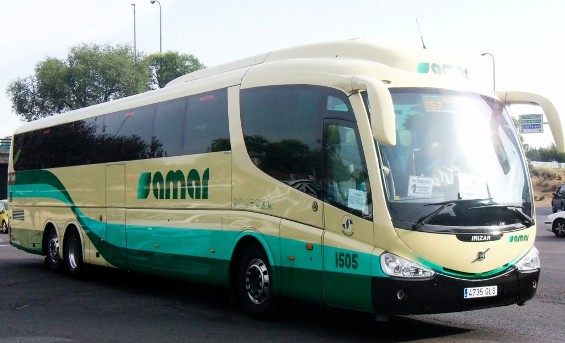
[63, 225, 86, 277]
[43, 223, 63, 271]
[230, 235, 278, 320]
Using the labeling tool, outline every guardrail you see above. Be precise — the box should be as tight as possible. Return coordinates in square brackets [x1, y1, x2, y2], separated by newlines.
[531, 161, 565, 169]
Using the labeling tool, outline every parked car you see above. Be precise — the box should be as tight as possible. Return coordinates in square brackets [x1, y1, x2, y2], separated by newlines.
[552, 184, 565, 213]
[0, 200, 8, 234]
[545, 211, 565, 237]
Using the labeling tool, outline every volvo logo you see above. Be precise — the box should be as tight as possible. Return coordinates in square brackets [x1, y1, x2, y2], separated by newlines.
[472, 248, 490, 263]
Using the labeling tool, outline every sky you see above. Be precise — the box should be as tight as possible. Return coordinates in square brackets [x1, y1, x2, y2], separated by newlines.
[1, 0, 564, 147]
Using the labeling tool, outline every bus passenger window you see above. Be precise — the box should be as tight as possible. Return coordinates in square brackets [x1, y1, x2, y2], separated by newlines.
[183, 89, 230, 155]
[154, 98, 186, 157]
[240, 85, 326, 199]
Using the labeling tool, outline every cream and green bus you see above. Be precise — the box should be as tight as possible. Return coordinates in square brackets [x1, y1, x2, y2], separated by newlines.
[8, 38, 565, 320]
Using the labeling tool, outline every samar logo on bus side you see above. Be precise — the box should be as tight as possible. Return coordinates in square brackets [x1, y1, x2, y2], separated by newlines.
[137, 168, 209, 200]
[342, 216, 354, 236]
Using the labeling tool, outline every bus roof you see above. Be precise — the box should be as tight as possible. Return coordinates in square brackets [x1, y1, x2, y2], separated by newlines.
[167, 37, 476, 87]
[13, 38, 485, 135]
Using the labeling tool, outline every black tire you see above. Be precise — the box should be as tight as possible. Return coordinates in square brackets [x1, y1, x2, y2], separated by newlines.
[236, 246, 277, 320]
[45, 227, 63, 271]
[1, 221, 7, 234]
[552, 218, 565, 238]
[64, 229, 85, 277]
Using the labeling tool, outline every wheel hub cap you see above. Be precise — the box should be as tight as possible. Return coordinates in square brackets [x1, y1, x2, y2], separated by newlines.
[245, 258, 270, 305]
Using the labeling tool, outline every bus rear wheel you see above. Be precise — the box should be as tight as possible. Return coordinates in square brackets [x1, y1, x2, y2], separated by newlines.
[45, 228, 63, 271]
[64, 229, 85, 277]
[236, 246, 277, 319]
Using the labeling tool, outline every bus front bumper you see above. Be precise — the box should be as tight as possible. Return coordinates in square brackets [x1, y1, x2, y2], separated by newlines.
[371, 268, 539, 316]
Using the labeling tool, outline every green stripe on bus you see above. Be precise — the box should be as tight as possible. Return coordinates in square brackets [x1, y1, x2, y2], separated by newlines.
[418, 256, 513, 279]
[13, 170, 74, 205]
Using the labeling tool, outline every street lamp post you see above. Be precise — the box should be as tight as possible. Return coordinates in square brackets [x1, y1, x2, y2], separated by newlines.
[481, 52, 495, 90]
[150, 0, 162, 55]
[131, 3, 137, 63]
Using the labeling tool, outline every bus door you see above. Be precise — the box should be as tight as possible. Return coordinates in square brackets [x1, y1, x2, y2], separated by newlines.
[322, 119, 375, 312]
[105, 163, 127, 268]
[279, 218, 324, 303]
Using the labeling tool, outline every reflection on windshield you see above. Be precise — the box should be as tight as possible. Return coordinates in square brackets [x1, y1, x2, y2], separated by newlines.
[378, 88, 532, 230]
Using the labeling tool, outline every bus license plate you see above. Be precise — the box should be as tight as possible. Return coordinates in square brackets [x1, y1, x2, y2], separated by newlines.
[464, 286, 497, 299]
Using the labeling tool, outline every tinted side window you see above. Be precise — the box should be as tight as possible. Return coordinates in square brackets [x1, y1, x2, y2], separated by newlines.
[14, 129, 47, 170]
[103, 106, 155, 161]
[154, 98, 186, 158]
[240, 85, 351, 198]
[13, 88, 231, 170]
[14, 122, 95, 169]
[81, 116, 105, 164]
[58, 120, 101, 167]
[183, 88, 230, 155]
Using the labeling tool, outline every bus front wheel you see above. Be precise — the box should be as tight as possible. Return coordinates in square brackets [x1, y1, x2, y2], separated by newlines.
[236, 246, 277, 320]
[64, 228, 85, 277]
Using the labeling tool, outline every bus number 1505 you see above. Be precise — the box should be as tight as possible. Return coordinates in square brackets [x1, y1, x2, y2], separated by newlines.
[335, 252, 359, 270]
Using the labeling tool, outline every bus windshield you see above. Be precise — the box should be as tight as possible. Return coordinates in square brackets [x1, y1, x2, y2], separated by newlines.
[378, 88, 532, 231]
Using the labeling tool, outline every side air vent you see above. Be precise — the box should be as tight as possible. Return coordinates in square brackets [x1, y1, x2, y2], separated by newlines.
[12, 209, 25, 221]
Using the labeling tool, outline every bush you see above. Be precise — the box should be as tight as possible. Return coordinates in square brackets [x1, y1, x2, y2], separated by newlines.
[531, 167, 558, 180]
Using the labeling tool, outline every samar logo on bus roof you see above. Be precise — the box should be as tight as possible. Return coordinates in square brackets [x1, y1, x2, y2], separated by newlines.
[417, 62, 468, 79]
[137, 168, 209, 200]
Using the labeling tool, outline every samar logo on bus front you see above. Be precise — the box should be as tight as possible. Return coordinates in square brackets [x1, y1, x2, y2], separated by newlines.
[508, 234, 529, 243]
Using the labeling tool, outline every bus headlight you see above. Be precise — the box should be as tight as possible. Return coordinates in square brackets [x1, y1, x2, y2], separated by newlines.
[380, 253, 435, 278]
[516, 247, 540, 271]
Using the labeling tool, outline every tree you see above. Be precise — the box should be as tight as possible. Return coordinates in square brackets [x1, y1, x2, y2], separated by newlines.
[146, 51, 205, 88]
[525, 144, 565, 162]
[7, 44, 151, 121]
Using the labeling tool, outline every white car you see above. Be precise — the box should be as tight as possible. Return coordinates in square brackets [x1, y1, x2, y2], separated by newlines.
[545, 211, 565, 237]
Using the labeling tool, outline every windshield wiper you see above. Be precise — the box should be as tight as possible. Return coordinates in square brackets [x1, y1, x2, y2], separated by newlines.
[413, 203, 453, 231]
[413, 198, 493, 231]
[470, 203, 535, 226]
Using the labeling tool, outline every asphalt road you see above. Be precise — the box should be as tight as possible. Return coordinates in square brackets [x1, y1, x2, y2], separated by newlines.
[0, 207, 563, 343]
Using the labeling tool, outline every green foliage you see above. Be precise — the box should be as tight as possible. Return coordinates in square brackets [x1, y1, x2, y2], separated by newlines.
[525, 144, 565, 163]
[146, 51, 205, 88]
[6, 44, 206, 122]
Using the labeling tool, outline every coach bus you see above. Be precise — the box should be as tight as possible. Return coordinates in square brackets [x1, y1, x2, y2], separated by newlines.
[8, 38, 565, 320]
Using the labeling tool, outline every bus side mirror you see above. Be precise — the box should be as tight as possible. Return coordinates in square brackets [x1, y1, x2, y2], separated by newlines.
[497, 90, 565, 153]
[352, 76, 396, 146]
